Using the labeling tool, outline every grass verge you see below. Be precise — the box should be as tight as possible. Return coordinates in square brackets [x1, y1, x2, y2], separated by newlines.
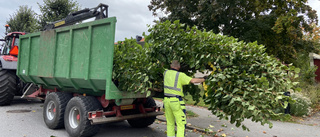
[186, 109, 199, 118]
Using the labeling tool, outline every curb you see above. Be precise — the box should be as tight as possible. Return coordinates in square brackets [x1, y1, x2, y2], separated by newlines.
[156, 117, 208, 134]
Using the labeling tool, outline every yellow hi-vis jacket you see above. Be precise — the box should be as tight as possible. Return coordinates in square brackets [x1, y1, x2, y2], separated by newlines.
[163, 69, 192, 97]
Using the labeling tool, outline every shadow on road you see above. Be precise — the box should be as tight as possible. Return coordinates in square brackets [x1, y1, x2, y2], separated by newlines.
[9, 96, 43, 106]
[95, 121, 166, 137]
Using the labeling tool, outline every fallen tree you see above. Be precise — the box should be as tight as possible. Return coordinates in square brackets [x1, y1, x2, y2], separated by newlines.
[113, 20, 300, 130]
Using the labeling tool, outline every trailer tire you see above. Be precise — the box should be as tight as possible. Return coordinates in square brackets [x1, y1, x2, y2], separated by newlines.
[64, 96, 102, 137]
[127, 97, 157, 128]
[0, 70, 17, 106]
[43, 92, 73, 129]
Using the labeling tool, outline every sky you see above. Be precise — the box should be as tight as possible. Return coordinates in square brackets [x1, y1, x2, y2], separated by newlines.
[0, 0, 319, 42]
[0, 0, 156, 41]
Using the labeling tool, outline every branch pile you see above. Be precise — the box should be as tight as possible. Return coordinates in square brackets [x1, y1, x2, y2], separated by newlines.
[113, 20, 300, 130]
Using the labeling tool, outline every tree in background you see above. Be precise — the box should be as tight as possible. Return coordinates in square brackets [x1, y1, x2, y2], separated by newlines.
[296, 23, 320, 84]
[304, 23, 320, 44]
[38, 0, 80, 29]
[6, 5, 39, 33]
[148, 0, 319, 64]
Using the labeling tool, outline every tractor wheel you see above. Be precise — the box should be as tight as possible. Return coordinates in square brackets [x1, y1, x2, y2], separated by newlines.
[127, 97, 157, 128]
[43, 92, 73, 129]
[0, 70, 17, 106]
[64, 96, 102, 137]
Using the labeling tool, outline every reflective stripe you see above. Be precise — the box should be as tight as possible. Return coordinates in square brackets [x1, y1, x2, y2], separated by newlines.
[174, 72, 180, 88]
[164, 93, 181, 97]
[164, 86, 181, 91]
[164, 70, 181, 92]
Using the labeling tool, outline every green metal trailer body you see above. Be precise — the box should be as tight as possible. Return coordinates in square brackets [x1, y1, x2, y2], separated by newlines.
[17, 17, 148, 100]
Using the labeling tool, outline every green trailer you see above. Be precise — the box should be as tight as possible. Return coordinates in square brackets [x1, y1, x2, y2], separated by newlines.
[17, 15, 162, 137]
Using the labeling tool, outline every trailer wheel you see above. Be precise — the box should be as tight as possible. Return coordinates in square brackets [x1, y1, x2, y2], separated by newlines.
[0, 70, 17, 106]
[43, 92, 73, 129]
[64, 96, 102, 137]
[127, 97, 157, 128]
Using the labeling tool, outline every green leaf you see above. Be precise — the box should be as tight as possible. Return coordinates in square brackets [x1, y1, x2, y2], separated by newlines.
[283, 101, 288, 108]
[144, 76, 149, 82]
[295, 87, 302, 92]
[294, 68, 300, 73]
[269, 123, 273, 128]
[276, 96, 283, 100]
[248, 105, 255, 110]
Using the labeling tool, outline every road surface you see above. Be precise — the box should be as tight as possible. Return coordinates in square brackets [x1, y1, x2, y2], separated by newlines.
[0, 97, 207, 137]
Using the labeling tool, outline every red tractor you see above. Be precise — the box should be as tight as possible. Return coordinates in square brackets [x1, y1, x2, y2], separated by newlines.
[0, 24, 29, 105]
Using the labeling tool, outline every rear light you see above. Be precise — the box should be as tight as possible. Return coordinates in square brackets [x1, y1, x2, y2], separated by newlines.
[9, 46, 19, 56]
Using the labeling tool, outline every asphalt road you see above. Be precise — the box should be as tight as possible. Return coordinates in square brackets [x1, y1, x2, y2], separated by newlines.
[0, 97, 207, 137]
[2, 97, 319, 137]
[183, 105, 320, 137]
[155, 100, 320, 137]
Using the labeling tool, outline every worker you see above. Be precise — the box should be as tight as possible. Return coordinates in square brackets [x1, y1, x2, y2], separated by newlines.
[163, 60, 206, 137]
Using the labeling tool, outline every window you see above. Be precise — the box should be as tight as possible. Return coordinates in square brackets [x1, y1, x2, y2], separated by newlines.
[2, 37, 13, 55]
[14, 38, 19, 46]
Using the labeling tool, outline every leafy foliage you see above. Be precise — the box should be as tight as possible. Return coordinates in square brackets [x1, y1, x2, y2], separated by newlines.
[303, 23, 320, 50]
[6, 5, 40, 33]
[307, 23, 320, 42]
[299, 82, 320, 106]
[295, 53, 317, 84]
[290, 92, 312, 117]
[148, 0, 319, 64]
[38, 0, 80, 29]
[113, 39, 154, 94]
[114, 20, 300, 130]
[147, 20, 301, 130]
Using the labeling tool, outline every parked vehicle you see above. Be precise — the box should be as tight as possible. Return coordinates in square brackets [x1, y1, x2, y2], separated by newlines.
[4, 3, 162, 137]
[0, 25, 31, 105]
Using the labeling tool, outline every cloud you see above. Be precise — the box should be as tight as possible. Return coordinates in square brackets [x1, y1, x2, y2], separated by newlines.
[0, 0, 319, 41]
[308, 0, 320, 20]
[72, 0, 156, 40]
[0, 0, 42, 38]
[0, 0, 156, 41]
[106, 0, 155, 41]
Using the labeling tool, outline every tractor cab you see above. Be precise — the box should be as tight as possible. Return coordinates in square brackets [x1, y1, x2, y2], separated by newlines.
[1, 32, 25, 56]
[0, 24, 26, 70]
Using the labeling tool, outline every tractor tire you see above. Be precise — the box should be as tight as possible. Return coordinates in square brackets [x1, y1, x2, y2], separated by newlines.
[127, 97, 157, 128]
[64, 96, 102, 137]
[43, 92, 73, 129]
[0, 70, 17, 106]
